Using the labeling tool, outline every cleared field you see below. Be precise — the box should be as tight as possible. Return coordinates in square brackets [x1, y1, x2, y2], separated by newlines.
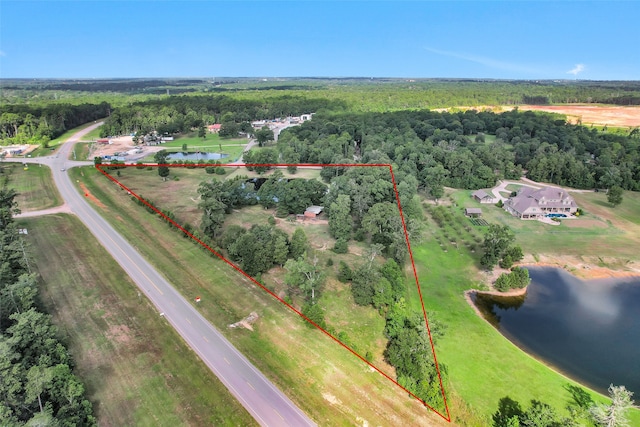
[70, 165, 448, 426]
[509, 104, 640, 128]
[20, 214, 256, 426]
[2, 162, 62, 211]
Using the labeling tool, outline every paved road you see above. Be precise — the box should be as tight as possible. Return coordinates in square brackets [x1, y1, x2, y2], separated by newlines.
[17, 124, 316, 427]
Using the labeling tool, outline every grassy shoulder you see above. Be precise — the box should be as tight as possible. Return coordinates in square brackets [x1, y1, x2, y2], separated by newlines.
[20, 213, 256, 427]
[3, 162, 62, 211]
[70, 142, 91, 160]
[70, 165, 447, 426]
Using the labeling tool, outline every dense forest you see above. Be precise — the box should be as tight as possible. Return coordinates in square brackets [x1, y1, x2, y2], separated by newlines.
[0, 103, 110, 146]
[0, 183, 95, 425]
[3, 78, 640, 107]
[277, 109, 640, 191]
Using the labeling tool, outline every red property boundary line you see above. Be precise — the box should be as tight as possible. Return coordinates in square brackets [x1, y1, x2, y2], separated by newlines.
[95, 162, 451, 422]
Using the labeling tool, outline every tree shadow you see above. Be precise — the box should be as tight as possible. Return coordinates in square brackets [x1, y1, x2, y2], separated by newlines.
[565, 383, 594, 409]
[492, 396, 524, 427]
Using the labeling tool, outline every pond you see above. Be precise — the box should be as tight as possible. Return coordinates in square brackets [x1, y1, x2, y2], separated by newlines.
[473, 267, 640, 395]
[166, 152, 229, 161]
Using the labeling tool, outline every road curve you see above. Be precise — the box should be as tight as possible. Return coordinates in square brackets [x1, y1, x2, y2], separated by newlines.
[18, 123, 316, 427]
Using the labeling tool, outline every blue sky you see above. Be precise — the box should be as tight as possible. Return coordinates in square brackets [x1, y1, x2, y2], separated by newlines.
[1, 1, 638, 80]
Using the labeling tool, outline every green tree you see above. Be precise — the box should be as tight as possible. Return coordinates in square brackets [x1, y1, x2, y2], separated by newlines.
[328, 195, 352, 239]
[198, 125, 207, 139]
[289, 228, 308, 260]
[589, 384, 634, 427]
[154, 150, 170, 181]
[607, 186, 623, 207]
[272, 233, 289, 267]
[481, 225, 516, 270]
[25, 364, 54, 413]
[255, 126, 274, 147]
[301, 302, 326, 329]
[284, 255, 325, 301]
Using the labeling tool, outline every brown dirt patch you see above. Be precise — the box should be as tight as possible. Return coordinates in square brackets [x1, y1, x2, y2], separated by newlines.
[80, 182, 107, 209]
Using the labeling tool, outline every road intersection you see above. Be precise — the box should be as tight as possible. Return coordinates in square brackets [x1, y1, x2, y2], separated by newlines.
[15, 123, 316, 427]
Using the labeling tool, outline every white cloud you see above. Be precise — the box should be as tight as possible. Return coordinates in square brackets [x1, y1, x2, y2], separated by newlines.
[424, 46, 539, 74]
[567, 64, 585, 75]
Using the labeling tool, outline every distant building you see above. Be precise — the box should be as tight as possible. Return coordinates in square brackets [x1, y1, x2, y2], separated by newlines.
[303, 205, 324, 220]
[471, 189, 497, 204]
[464, 208, 483, 217]
[504, 186, 578, 220]
[208, 124, 222, 133]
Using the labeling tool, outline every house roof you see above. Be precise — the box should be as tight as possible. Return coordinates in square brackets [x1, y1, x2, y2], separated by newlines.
[465, 208, 482, 214]
[507, 186, 577, 214]
[208, 124, 222, 130]
[472, 189, 492, 199]
[305, 206, 324, 215]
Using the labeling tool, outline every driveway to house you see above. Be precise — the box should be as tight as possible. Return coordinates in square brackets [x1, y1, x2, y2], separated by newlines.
[15, 122, 316, 427]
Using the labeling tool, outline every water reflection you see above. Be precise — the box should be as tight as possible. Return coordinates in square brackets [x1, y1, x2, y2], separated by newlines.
[473, 267, 640, 395]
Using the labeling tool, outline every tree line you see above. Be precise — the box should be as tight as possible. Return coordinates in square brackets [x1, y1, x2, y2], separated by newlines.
[0, 186, 96, 426]
[0, 103, 110, 147]
[277, 109, 640, 192]
[98, 94, 346, 139]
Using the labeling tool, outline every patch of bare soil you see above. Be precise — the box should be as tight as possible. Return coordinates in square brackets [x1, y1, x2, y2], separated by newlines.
[229, 311, 259, 331]
[79, 182, 107, 209]
[508, 105, 640, 127]
[90, 135, 161, 160]
[521, 253, 640, 280]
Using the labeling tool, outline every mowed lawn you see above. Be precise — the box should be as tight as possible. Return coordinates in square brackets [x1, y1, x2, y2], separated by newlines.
[70, 165, 449, 426]
[450, 189, 640, 260]
[2, 162, 62, 211]
[162, 132, 248, 148]
[20, 214, 256, 427]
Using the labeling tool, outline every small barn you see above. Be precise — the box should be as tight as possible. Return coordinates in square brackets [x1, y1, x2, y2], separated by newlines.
[208, 124, 222, 133]
[304, 206, 324, 220]
[464, 208, 483, 218]
[472, 189, 497, 204]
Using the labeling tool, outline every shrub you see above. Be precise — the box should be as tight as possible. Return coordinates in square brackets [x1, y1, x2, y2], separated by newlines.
[205, 166, 215, 174]
[337, 261, 353, 282]
[333, 238, 348, 254]
[215, 166, 226, 175]
[267, 216, 276, 225]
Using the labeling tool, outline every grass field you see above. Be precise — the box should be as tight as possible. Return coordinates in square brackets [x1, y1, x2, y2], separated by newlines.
[408, 200, 640, 425]
[162, 132, 248, 149]
[71, 142, 91, 160]
[66, 165, 640, 425]
[450, 189, 640, 261]
[19, 214, 256, 427]
[2, 162, 62, 211]
[70, 165, 448, 426]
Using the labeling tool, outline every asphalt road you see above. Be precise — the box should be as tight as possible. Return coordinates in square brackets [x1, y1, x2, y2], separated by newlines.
[19, 124, 316, 427]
